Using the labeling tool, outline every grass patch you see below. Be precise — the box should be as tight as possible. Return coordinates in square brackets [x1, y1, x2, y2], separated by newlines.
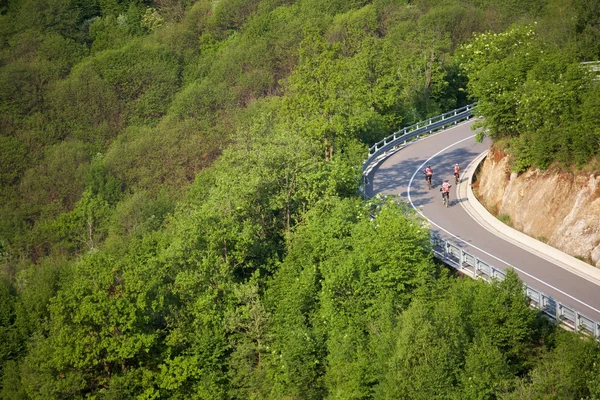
[575, 255, 594, 265]
[497, 213, 512, 226]
[537, 236, 548, 243]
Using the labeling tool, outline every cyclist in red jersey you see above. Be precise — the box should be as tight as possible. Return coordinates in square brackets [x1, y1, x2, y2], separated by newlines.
[440, 179, 451, 206]
[453, 164, 460, 184]
[424, 166, 433, 189]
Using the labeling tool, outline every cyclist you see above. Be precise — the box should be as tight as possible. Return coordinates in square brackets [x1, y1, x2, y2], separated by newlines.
[453, 163, 460, 184]
[424, 165, 433, 189]
[440, 179, 451, 206]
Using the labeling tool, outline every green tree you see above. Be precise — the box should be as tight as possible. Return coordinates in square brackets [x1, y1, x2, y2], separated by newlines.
[468, 270, 537, 370]
[459, 20, 600, 168]
[284, 31, 407, 159]
[225, 274, 270, 398]
[504, 331, 600, 399]
[46, 189, 112, 254]
[0, 276, 19, 383]
[19, 235, 177, 398]
[88, 14, 132, 53]
[106, 189, 173, 248]
[264, 197, 436, 398]
[458, 24, 540, 139]
[0, 257, 66, 399]
[19, 140, 90, 217]
[379, 299, 466, 400]
[457, 336, 513, 399]
[0, 136, 28, 187]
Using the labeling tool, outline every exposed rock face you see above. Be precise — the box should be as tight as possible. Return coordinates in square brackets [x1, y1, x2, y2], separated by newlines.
[475, 148, 600, 268]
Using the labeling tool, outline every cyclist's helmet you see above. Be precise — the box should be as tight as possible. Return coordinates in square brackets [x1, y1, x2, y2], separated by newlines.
[455, 163, 458, 166]
[427, 165, 431, 169]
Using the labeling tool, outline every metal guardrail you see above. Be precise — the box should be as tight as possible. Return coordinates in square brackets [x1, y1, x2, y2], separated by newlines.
[431, 232, 600, 339]
[582, 61, 600, 71]
[363, 104, 476, 177]
[361, 104, 600, 340]
[582, 61, 600, 80]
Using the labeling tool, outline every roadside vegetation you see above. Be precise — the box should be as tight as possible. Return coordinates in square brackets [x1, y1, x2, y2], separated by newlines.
[459, 2, 600, 171]
[1, 0, 600, 398]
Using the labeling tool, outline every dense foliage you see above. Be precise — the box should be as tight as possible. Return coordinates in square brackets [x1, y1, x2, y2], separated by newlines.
[459, 0, 600, 171]
[2, 0, 600, 398]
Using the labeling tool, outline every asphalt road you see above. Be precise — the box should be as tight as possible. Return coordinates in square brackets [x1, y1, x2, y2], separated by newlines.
[365, 120, 600, 322]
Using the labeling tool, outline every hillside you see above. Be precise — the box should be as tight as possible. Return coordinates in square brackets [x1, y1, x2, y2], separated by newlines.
[2, 0, 600, 398]
[476, 147, 600, 268]
[457, 4, 600, 269]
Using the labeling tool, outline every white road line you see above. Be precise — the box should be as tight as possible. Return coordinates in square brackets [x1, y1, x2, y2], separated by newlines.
[406, 135, 600, 316]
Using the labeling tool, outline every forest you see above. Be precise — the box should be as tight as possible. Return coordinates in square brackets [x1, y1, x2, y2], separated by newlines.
[1, 0, 600, 398]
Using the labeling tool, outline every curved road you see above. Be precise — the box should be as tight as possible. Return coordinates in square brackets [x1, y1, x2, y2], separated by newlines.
[365, 120, 600, 322]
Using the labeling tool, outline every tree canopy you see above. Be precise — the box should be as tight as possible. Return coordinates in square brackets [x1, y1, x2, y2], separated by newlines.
[1, 0, 600, 398]
[459, 0, 600, 170]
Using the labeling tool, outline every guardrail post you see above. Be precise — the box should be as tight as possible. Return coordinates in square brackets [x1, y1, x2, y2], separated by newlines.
[575, 312, 580, 333]
[459, 249, 464, 271]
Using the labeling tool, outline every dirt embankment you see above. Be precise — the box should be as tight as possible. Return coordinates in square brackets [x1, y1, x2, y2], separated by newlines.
[475, 147, 600, 268]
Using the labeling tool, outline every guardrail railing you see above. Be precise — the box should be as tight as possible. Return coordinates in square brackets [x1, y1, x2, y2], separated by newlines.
[431, 232, 600, 339]
[363, 104, 476, 177]
[582, 61, 600, 80]
[361, 105, 600, 340]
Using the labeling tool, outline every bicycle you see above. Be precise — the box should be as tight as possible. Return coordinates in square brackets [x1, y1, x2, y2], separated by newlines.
[442, 191, 450, 207]
[425, 174, 432, 190]
[440, 181, 451, 207]
[453, 164, 460, 184]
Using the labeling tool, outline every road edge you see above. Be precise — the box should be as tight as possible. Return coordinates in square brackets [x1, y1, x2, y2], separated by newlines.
[459, 150, 600, 287]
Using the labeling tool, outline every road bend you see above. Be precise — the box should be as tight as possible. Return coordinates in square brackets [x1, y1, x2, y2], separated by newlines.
[365, 120, 600, 322]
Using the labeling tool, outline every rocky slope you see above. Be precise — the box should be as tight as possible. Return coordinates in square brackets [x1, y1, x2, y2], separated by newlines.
[475, 148, 600, 268]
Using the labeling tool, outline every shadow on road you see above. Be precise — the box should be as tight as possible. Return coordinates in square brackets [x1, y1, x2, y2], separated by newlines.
[367, 146, 481, 198]
[365, 156, 421, 196]
[430, 147, 479, 184]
